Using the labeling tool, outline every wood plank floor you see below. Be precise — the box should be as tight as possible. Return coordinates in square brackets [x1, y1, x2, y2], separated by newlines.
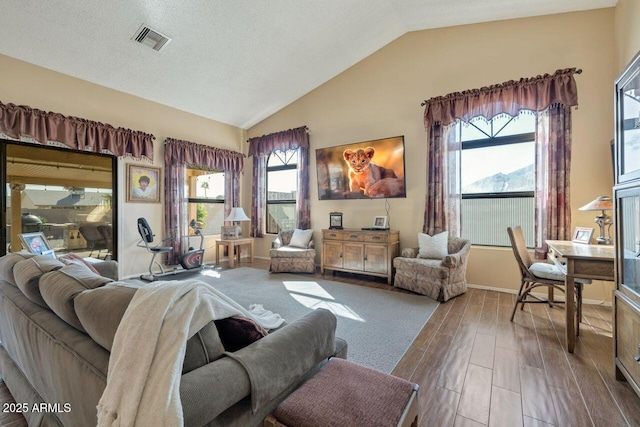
[2, 259, 639, 426]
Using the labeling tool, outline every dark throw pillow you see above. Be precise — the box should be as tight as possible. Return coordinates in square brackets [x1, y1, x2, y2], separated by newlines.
[214, 315, 267, 352]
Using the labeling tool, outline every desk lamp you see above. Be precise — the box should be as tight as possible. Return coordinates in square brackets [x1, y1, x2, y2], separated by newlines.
[225, 207, 250, 238]
[579, 196, 613, 245]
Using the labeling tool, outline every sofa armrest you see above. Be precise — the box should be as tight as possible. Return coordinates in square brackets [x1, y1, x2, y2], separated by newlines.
[401, 247, 419, 258]
[442, 240, 471, 268]
[226, 308, 337, 413]
[271, 235, 283, 249]
[91, 260, 118, 280]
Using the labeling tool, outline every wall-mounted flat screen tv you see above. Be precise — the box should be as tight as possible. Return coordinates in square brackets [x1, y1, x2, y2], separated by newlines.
[316, 136, 406, 200]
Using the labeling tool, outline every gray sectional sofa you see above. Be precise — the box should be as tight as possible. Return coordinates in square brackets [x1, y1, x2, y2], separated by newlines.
[0, 252, 346, 426]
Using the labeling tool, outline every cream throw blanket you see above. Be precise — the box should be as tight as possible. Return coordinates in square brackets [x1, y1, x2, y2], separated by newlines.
[96, 279, 284, 427]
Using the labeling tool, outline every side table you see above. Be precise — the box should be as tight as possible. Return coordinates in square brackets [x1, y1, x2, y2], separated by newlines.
[215, 238, 254, 268]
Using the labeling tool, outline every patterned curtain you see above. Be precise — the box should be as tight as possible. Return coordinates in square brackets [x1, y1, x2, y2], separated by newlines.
[0, 101, 154, 160]
[422, 68, 579, 240]
[534, 105, 572, 258]
[224, 170, 241, 224]
[248, 126, 310, 235]
[424, 124, 461, 236]
[251, 155, 267, 238]
[164, 138, 244, 264]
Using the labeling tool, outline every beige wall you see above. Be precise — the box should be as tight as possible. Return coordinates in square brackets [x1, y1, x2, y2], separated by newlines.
[247, 9, 617, 301]
[615, 0, 640, 73]
[0, 54, 245, 278]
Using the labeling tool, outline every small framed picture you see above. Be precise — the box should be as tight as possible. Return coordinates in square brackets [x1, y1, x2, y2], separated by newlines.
[372, 215, 388, 229]
[127, 164, 161, 203]
[19, 232, 52, 255]
[572, 227, 594, 244]
[329, 212, 343, 229]
[221, 226, 238, 240]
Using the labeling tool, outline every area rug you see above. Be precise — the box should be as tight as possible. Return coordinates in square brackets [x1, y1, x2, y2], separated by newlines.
[194, 267, 439, 373]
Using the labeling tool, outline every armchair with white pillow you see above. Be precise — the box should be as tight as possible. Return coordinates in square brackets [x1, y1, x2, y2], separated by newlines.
[393, 232, 471, 301]
[269, 229, 316, 273]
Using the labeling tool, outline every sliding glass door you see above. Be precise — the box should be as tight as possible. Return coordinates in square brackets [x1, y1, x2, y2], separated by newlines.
[1, 140, 117, 260]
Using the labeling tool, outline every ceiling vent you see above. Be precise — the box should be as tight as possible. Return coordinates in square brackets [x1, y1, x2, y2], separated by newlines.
[132, 24, 171, 51]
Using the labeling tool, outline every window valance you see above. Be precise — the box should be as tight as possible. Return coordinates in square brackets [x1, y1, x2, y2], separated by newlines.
[164, 138, 245, 172]
[423, 68, 579, 127]
[0, 101, 154, 160]
[248, 125, 309, 157]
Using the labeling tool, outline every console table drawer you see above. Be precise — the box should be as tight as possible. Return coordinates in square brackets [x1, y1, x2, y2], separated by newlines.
[364, 234, 389, 243]
[323, 230, 343, 240]
[343, 232, 364, 242]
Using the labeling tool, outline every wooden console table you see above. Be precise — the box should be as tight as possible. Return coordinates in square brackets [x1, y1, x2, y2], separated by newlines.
[546, 240, 615, 353]
[215, 238, 254, 268]
[321, 229, 399, 284]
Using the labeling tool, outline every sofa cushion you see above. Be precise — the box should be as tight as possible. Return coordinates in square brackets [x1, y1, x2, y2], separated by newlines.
[393, 257, 449, 279]
[289, 229, 313, 249]
[75, 282, 226, 374]
[40, 263, 113, 332]
[0, 252, 35, 286]
[417, 232, 449, 260]
[13, 256, 65, 308]
[58, 253, 100, 274]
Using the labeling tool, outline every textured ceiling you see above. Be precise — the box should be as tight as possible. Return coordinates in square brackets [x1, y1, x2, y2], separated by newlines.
[0, 0, 617, 129]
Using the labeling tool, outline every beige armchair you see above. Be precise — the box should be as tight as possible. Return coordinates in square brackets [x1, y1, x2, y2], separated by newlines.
[393, 237, 471, 301]
[269, 229, 316, 273]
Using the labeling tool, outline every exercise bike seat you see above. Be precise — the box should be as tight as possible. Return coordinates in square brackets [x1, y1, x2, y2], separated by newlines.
[137, 218, 175, 281]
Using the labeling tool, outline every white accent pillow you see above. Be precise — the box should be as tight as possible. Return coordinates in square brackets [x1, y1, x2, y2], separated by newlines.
[289, 229, 313, 249]
[417, 232, 449, 260]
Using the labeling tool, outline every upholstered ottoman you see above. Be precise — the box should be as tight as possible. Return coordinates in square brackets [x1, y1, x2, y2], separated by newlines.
[264, 358, 418, 427]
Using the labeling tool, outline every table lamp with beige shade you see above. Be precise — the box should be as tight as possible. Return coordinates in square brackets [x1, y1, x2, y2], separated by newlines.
[225, 207, 251, 238]
[579, 196, 613, 245]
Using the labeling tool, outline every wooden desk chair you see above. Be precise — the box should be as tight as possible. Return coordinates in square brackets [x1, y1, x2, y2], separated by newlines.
[507, 226, 590, 322]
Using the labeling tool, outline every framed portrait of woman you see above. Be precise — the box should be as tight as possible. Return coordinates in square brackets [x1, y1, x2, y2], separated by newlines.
[128, 165, 161, 203]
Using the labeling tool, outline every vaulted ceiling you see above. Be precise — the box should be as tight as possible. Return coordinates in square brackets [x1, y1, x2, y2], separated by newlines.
[0, 0, 617, 129]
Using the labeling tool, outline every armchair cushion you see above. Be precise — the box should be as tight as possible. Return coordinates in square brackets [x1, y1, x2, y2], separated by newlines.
[417, 232, 448, 260]
[269, 247, 315, 259]
[289, 229, 313, 248]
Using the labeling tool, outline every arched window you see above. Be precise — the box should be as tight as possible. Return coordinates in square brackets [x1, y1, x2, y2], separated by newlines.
[266, 149, 298, 234]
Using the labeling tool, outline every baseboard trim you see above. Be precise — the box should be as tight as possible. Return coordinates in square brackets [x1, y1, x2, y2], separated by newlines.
[467, 283, 612, 307]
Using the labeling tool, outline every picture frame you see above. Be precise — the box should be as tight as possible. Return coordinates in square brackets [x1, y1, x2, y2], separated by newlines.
[329, 212, 343, 229]
[572, 227, 594, 244]
[372, 215, 389, 230]
[19, 232, 53, 255]
[127, 164, 161, 203]
[221, 225, 238, 240]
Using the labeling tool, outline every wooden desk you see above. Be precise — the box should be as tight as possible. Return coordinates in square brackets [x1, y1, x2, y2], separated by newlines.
[546, 240, 615, 352]
[215, 238, 254, 268]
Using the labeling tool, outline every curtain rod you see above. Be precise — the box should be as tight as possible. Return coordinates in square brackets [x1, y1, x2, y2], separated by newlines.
[420, 68, 583, 107]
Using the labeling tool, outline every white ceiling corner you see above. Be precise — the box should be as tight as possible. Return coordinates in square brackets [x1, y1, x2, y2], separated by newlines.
[0, 0, 617, 129]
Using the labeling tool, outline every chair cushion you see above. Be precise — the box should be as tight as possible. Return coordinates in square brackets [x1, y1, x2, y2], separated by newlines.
[417, 232, 449, 260]
[529, 262, 591, 284]
[289, 229, 313, 248]
[270, 247, 315, 258]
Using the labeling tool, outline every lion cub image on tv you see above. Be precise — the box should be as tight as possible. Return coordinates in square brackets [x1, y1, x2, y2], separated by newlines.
[343, 147, 405, 198]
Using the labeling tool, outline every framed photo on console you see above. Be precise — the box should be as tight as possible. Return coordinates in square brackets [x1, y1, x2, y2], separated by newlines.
[329, 212, 343, 229]
[372, 216, 388, 229]
[221, 226, 238, 240]
[572, 227, 594, 244]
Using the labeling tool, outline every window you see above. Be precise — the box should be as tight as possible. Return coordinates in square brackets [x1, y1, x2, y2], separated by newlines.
[458, 113, 536, 247]
[266, 149, 298, 234]
[186, 168, 225, 236]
